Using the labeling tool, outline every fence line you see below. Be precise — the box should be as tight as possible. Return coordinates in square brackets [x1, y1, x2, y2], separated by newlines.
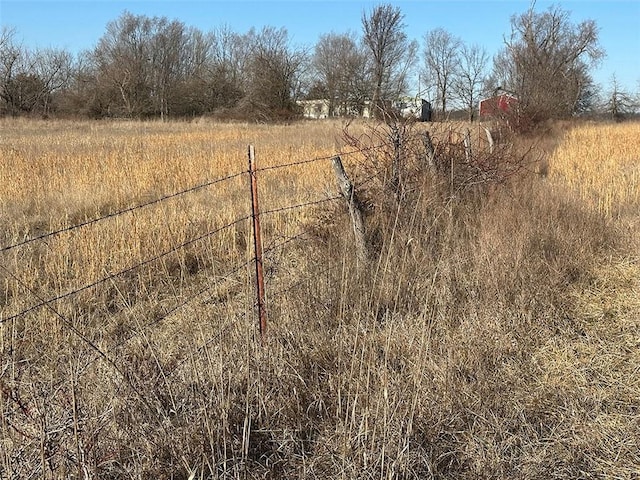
[253, 169, 386, 307]
[263, 230, 310, 258]
[262, 260, 345, 306]
[260, 194, 343, 217]
[0, 145, 375, 255]
[1, 142, 385, 334]
[163, 193, 362, 375]
[252, 141, 395, 174]
[0, 260, 148, 410]
[254, 151, 340, 172]
[1, 139, 395, 477]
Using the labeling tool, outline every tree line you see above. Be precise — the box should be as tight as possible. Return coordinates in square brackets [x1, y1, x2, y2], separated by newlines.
[0, 4, 636, 125]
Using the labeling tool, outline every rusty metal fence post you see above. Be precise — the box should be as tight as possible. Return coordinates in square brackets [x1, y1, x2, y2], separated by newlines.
[248, 145, 267, 342]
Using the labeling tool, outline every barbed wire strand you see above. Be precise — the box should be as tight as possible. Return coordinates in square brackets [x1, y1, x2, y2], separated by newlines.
[0, 262, 167, 432]
[254, 151, 340, 172]
[1, 193, 346, 325]
[254, 142, 392, 173]
[353, 170, 383, 190]
[77, 257, 254, 375]
[260, 194, 342, 217]
[145, 258, 253, 333]
[0, 171, 246, 254]
[165, 246, 350, 378]
[164, 225, 351, 381]
[262, 230, 309, 259]
[1, 215, 252, 324]
[264, 260, 345, 305]
[133, 198, 340, 331]
[0, 144, 382, 255]
[170, 253, 351, 376]
[2, 170, 372, 327]
[261, 166, 391, 302]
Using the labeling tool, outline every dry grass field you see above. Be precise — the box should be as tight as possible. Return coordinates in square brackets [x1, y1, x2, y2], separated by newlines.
[0, 117, 638, 479]
[550, 122, 640, 218]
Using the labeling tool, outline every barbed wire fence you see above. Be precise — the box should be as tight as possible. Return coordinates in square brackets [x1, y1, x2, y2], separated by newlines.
[0, 122, 512, 476]
[0, 125, 496, 372]
[0, 140, 390, 476]
[0, 141, 379, 373]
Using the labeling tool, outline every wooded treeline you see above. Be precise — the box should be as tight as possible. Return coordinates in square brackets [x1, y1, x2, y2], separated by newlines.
[0, 4, 635, 125]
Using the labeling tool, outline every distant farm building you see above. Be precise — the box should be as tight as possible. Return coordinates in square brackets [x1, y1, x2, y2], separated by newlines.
[299, 97, 431, 121]
[298, 99, 330, 119]
[298, 99, 372, 119]
[395, 97, 432, 121]
[479, 91, 518, 119]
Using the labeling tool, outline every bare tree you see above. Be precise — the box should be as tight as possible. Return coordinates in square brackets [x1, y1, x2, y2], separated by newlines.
[0, 27, 24, 114]
[494, 4, 604, 125]
[0, 28, 73, 116]
[361, 4, 417, 118]
[454, 43, 488, 122]
[242, 27, 308, 119]
[90, 14, 309, 119]
[168, 27, 214, 116]
[31, 48, 74, 115]
[149, 17, 188, 120]
[92, 12, 194, 118]
[169, 25, 246, 116]
[311, 32, 369, 116]
[54, 50, 99, 117]
[423, 28, 461, 116]
[206, 25, 247, 109]
[92, 12, 155, 117]
[603, 74, 638, 122]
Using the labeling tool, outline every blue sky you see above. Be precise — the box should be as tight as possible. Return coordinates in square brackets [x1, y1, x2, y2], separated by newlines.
[1, 0, 639, 93]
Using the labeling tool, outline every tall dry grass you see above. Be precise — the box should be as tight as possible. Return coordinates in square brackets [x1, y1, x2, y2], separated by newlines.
[0, 118, 348, 319]
[0, 117, 638, 479]
[549, 121, 640, 218]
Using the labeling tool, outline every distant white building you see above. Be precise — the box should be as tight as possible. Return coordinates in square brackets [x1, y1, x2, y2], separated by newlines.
[298, 99, 331, 119]
[298, 97, 430, 121]
[297, 99, 372, 119]
[394, 96, 432, 121]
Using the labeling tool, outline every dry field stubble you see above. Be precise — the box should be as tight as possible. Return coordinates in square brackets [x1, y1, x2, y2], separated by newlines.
[0, 118, 639, 478]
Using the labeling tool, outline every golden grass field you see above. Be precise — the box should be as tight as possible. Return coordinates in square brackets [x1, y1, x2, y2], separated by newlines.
[1, 117, 638, 478]
[550, 122, 640, 217]
[0, 119, 349, 321]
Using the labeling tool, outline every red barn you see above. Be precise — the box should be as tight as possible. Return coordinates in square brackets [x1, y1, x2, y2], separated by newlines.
[479, 92, 518, 118]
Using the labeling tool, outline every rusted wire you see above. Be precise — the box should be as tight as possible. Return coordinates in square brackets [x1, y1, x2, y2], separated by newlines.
[1, 215, 252, 324]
